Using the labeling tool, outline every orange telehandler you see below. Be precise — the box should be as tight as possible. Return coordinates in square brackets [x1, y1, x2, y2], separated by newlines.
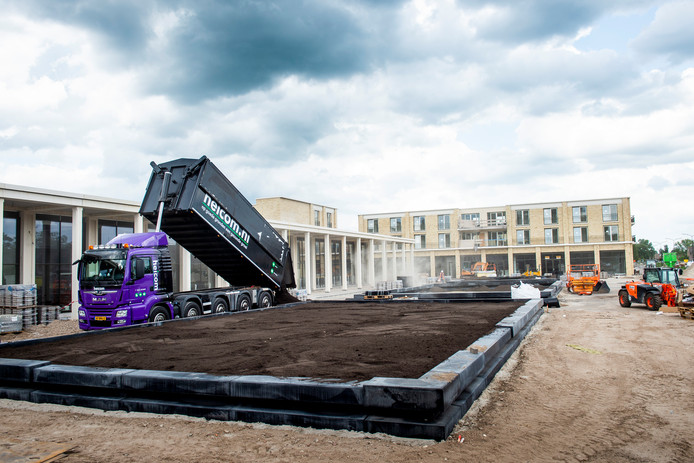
[618, 267, 683, 311]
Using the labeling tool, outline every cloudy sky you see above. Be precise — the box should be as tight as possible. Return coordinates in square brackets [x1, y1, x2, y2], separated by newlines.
[1, 0, 693, 249]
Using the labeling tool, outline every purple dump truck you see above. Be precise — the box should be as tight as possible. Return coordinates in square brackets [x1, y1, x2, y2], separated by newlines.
[76, 156, 295, 330]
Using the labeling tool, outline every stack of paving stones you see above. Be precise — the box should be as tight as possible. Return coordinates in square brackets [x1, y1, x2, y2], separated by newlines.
[0, 285, 46, 329]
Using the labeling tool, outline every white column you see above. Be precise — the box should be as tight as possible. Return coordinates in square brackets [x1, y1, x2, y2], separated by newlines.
[341, 236, 348, 290]
[304, 232, 312, 295]
[368, 239, 375, 286]
[20, 211, 35, 285]
[134, 214, 144, 233]
[70, 206, 83, 319]
[381, 239, 387, 281]
[392, 243, 397, 279]
[401, 244, 406, 274]
[281, 229, 288, 241]
[324, 233, 332, 292]
[356, 237, 363, 289]
[0, 199, 3, 284]
[409, 244, 414, 278]
[180, 247, 191, 291]
[87, 218, 98, 246]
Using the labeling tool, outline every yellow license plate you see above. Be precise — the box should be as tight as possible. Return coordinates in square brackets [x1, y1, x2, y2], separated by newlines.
[95, 316, 107, 321]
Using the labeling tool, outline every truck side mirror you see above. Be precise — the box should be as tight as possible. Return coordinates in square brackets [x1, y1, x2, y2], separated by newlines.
[134, 259, 145, 280]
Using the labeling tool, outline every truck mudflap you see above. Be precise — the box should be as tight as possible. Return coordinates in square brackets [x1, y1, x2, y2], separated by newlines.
[140, 157, 296, 291]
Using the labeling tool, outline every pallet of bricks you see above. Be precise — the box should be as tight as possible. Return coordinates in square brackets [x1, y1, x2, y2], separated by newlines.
[0, 284, 60, 332]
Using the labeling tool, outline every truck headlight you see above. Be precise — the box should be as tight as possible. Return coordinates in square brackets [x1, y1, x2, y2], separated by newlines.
[79, 309, 86, 317]
[116, 310, 128, 318]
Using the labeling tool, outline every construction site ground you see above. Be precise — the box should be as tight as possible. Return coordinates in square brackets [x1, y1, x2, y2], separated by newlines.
[2, 277, 694, 462]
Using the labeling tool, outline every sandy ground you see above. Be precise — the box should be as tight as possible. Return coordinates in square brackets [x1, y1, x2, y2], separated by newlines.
[2, 278, 694, 462]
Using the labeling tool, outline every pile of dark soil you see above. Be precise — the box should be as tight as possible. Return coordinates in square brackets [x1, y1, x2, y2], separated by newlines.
[1, 301, 520, 381]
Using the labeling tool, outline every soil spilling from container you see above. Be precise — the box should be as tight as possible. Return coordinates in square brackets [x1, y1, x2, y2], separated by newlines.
[1, 301, 520, 381]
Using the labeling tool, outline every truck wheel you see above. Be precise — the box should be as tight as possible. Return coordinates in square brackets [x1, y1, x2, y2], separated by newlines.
[148, 306, 170, 323]
[258, 292, 272, 308]
[618, 290, 631, 308]
[236, 294, 251, 311]
[183, 300, 201, 318]
[644, 293, 662, 311]
[213, 297, 229, 313]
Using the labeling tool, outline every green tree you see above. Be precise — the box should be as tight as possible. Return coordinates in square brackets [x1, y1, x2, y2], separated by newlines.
[673, 239, 694, 261]
[633, 239, 656, 261]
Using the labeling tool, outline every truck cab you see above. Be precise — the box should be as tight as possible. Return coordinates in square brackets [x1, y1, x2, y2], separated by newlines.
[77, 232, 173, 330]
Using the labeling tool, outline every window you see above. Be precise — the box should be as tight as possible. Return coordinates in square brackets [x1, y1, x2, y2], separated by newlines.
[2, 212, 20, 285]
[604, 225, 619, 242]
[438, 214, 450, 230]
[516, 229, 530, 245]
[326, 212, 333, 228]
[544, 228, 559, 244]
[36, 215, 73, 306]
[390, 217, 402, 233]
[460, 232, 478, 240]
[367, 219, 378, 233]
[516, 210, 530, 226]
[413, 216, 425, 231]
[572, 206, 587, 223]
[488, 231, 507, 246]
[314, 210, 321, 226]
[130, 257, 153, 276]
[461, 213, 480, 221]
[98, 220, 134, 245]
[602, 204, 618, 222]
[543, 208, 558, 225]
[438, 233, 451, 248]
[573, 227, 588, 243]
[487, 211, 506, 225]
[414, 234, 426, 249]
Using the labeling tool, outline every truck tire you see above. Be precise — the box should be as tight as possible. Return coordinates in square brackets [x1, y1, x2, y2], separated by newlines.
[148, 306, 170, 323]
[213, 297, 229, 313]
[618, 290, 631, 307]
[258, 291, 272, 308]
[236, 294, 251, 311]
[183, 300, 201, 318]
[644, 292, 662, 311]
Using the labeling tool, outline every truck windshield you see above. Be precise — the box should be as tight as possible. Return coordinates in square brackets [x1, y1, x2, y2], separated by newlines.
[80, 250, 128, 285]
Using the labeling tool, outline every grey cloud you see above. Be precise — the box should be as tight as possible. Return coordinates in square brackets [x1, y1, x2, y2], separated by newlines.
[461, 0, 655, 43]
[14, 0, 399, 102]
[632, 1, 694, 63]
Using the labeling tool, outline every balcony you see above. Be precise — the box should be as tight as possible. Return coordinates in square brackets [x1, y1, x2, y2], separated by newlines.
[458, 218, 507, 231]
[458, 238, 508, 249]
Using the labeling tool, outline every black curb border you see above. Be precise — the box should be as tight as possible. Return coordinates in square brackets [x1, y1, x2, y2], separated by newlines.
[0, 299, 545, 440]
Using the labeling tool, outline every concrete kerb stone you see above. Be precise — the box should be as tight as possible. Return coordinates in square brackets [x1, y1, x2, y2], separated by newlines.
[121, 397, 234, 421]
[33, 364, 135, 389]
[30, 390, 123, 411]
[496, 299, 543, 337]
[229, 375, 364, 405]
[0, 358, 50, 382]
[121, 370, 237, 396]
[233, 406, 368, 432]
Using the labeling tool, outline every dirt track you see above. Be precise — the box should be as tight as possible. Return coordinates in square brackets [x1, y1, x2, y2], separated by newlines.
[2, 279, 694, 462]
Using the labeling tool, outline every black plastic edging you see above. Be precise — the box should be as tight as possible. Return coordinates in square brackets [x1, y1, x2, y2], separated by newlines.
[0, 299, 544, 440]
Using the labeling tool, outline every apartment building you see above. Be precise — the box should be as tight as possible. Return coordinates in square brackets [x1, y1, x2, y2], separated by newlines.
[359, 198, 634, 278]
